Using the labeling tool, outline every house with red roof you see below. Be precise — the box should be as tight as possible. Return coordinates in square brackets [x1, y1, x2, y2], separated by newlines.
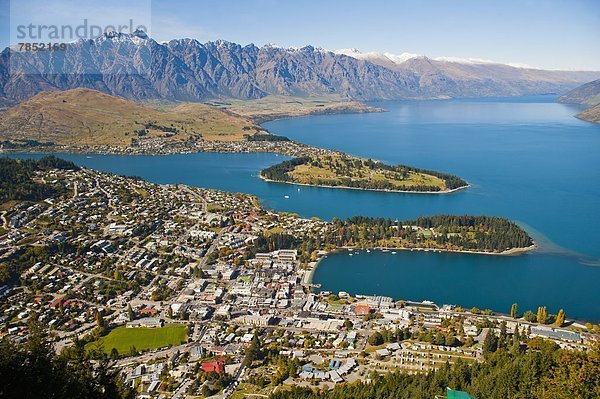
[354, 304, 372, 315]
[201, 357, 226, 374]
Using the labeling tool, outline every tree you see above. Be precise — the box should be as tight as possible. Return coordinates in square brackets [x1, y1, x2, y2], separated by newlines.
[245, 332, 263, 366]
[482, 329, 498, 356]
[535, 345, 600, 398]
[511, 325, 522, 355]
[343, 319, 354, 329]
[368, 332, 384, 346]
[0, 313, 134, 399]
[537, 306, 548, 324]
[127, 304, 135, 321]
[555, 309, 566, 327]
[498, 321, 508, 350]
[445, 334, 459, 347]
[510, 303, 519, 318]
[95, 310, 106, 328]
[523, 310, 537, 323]
[434, 332, 445, 346]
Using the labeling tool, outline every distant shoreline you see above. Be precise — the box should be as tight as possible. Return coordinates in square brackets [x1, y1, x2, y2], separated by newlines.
[259, 173, 469, 194]
[242, 102, 386, 124]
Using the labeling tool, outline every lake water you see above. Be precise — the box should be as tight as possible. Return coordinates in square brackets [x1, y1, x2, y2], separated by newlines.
[11, 96, 600, 320]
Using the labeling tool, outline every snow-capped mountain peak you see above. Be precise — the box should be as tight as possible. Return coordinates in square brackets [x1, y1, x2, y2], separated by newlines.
[433, 56, 496, 65]
[335, 48, 540, 69]
[335, 49, 425, 66]
[383, 52, 423, 64]
[335, 48, 363, 57]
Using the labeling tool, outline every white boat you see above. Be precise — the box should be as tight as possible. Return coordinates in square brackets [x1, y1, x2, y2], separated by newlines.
[391, 251, 397, 255]
[366, 249, 371, 253]
[284, 195, 289, 199]
[349, 253, 353, 256]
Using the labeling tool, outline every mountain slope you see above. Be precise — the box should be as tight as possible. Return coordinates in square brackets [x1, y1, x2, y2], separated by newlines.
[556, 79, 600, 123]
[1, 33, 599, 104]
[576, 103, 600, 123]
[337, 49, 600, 99]
[557, 79, 600, 106]
[0, 88, 262, 146]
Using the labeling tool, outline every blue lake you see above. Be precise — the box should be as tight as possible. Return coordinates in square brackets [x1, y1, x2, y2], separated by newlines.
[11, 96, 600, 320]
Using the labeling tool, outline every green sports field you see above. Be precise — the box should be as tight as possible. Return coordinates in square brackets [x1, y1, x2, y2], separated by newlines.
[86, 324, 187, 355]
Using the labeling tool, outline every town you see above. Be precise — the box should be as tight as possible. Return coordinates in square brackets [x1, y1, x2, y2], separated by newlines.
[1, 162, 598, 398]
[0, 133, 343, 158]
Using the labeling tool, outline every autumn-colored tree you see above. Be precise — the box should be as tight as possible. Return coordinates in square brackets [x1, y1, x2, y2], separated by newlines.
[537, 306, 548, 324]
[554, 309, 566, 327]
[510, 303, 519, 318]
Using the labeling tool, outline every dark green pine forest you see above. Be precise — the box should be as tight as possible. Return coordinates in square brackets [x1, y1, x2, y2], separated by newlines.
[0, 156, 79, 202]
[0, 315, 134, 399]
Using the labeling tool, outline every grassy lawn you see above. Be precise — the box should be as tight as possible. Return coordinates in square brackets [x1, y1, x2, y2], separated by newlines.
[288, 155, 447, 191]
[86, 324, 187, 355]
[326, 303, 345, 312]
[231, 382, 274, 398]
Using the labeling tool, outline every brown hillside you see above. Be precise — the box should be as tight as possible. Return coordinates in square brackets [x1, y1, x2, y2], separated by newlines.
[0, 89, 263, 146]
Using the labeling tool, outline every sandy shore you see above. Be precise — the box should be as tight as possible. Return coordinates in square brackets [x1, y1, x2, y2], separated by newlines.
[316, 243, 537, 259]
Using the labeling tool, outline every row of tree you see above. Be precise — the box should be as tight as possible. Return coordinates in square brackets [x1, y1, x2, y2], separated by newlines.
[511, 303, 567, 326]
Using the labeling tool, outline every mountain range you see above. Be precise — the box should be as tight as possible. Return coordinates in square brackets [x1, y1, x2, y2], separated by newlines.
[1, 31, 599, 105]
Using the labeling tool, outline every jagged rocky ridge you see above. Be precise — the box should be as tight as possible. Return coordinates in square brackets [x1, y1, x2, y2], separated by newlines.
[1, 32, 599, 104]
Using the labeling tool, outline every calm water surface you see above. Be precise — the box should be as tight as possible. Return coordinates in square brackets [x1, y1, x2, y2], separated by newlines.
[263, 96, 600, 320]
[13, 96, 600, 319]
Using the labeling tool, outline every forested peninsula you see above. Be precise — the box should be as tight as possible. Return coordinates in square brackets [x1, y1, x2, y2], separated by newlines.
[260, 155, 468, 193]
[259, 215, 534, 258]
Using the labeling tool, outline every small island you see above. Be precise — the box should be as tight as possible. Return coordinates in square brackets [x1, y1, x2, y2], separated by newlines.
[261, 154, 468, 193]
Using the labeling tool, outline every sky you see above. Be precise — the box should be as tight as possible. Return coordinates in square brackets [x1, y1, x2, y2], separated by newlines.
[0, 0, 599, 70]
